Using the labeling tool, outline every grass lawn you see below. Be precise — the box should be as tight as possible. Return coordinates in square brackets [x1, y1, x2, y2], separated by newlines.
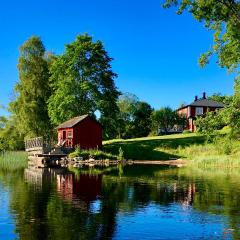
[103, 132, 240, 168]
[103, 133, 207, 160]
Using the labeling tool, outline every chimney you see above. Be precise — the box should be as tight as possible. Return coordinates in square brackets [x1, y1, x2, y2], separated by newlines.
[194, 95, 198, 101]
[203, 92, 206, 99]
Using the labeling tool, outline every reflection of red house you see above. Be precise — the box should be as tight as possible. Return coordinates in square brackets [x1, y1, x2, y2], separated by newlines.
[177, 92, 224, 132]
[57, 173, 102, 203]
[57, 115, 102, 149]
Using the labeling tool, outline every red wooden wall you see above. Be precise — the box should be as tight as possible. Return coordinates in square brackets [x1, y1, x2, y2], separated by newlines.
[58, 117, 102, 149]
[73, 118, 102, 149]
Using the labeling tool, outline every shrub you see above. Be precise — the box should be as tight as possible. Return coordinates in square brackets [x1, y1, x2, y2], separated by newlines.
[213, 137, 233, 155]
[69, 148, 117, 160]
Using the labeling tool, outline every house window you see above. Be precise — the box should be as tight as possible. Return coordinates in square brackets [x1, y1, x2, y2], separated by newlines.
[195, 107, 203, 116]
[67, 131, 73, 139]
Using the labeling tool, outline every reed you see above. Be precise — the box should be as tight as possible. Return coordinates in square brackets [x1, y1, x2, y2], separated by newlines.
[0, 151, 28, 171]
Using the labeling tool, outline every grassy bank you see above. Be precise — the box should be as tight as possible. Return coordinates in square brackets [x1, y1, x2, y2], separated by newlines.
[104, 132, 240, 168]
[0, 151, 28, 171]
[69, 148, 118, 160]
[104, 133, 206, 160]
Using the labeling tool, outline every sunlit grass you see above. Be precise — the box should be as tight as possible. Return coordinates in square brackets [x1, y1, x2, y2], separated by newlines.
[104, 133, 206, 160]
[103, 131, 240, 169]
[0, 151, 28, 171]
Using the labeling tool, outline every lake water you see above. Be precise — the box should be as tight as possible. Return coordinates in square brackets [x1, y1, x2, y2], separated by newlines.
[0, 164, 239, 240]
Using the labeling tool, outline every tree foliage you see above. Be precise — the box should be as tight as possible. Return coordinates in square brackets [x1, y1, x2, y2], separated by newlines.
[230, 77, 240, 136]
[151, 107, 186, 134]
[194, 110, 228, 134]
[48, 34, 120, 139]
[164, 0, 240, 136]
[164, 0, 240, 72]
[208, 93, 233, 106]
[131, 102, 153, 138]
[0, 116, 24, 151]
[116, 93, 153, 138]
[10, 36, 52, 138]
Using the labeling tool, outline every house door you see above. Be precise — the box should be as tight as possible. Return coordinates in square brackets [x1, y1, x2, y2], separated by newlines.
[63, 131, 66, 139]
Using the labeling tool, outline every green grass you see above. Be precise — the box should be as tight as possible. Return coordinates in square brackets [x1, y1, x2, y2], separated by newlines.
[103, 132, 240, 169]
[104, 133, 206, 160]
[69, 148, 117, 160]
[0, 151, 28, 171]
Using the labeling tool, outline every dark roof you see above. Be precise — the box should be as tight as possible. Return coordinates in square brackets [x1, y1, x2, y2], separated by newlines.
[177, 98, 224, 110]
[189, 98, 224, 107]
[57, 115, 89, 129]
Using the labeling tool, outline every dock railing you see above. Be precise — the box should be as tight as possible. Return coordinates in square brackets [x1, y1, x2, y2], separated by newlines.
[25, 137, 53, 154]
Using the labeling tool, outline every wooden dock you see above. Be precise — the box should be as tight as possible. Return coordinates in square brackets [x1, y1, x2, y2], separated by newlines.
[25, 137, 67, 167]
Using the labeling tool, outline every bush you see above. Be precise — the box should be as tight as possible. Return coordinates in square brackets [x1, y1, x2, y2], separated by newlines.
[213, 137, 233, 155]
[69, 148, 117, 160]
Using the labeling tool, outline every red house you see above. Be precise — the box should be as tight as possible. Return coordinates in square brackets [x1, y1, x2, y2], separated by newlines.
[177, 92, 224, 132]
[57, 115, 102, 149]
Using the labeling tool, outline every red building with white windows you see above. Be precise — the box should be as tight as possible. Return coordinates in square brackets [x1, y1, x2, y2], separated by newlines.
[177, 92, 224, 132]
[57, 115, 102, 149]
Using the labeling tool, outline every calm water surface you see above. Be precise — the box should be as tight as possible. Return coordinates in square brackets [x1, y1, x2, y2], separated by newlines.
[0, 165, 239, 239]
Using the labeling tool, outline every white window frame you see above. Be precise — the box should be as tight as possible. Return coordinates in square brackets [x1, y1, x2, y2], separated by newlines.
[67, 131, 73, 139]
[195, 107, 203, 116]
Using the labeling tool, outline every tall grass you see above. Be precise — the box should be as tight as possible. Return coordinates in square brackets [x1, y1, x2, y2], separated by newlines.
[104, 132, 240, 169]
[175, 137, 240, 169]
[0, 151, 28, 171]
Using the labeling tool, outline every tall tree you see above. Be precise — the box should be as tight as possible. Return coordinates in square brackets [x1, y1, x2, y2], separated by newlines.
[0, 116, 25, 151]
[10, 36, 52, 137]
[208, 93, 233, 106]
[131, 102, 153, 138]
[164, 0, 240, 135]
[116, 93, 153, 138]
[48, 34, 120, 138]
[230, 77, 240, 136]
[164, 0, 240, 72]
[151, 107, 181, 134]
[116, 93, 138, 138]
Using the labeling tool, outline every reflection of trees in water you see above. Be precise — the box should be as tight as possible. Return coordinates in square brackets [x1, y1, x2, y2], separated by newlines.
[2, 166, 240, 240]
[9, 167, 118, 240]
[102, 178, 196, 212]
[188, 176, 240, 239]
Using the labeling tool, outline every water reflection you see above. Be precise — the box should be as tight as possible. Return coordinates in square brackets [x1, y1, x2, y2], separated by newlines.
[0, 165, 239, 239]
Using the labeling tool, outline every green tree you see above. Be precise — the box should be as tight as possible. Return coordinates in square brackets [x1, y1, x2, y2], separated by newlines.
[116, 93, 153, 138]
[10, 36, 52, 137]
[164, 0, 240, 136]
[116, 93, 139, 138]
[151, 107, 179, 134]
[208, 93, 233, 106]
[230, 77, 240, 137]
[194, 110, 228, 135]
[0, 116, 25, 151]
[48, 34, 120, 138]
[131, 101, 153, 138]
[164, 0, 240, 72]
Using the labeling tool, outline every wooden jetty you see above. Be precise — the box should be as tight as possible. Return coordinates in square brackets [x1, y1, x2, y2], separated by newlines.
[25, 137, 68, 168]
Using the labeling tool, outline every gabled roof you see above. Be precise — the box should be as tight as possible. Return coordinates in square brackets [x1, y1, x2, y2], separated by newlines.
[189, 98, 224, 108]
[57, 115, 89, 129]
[177, 98, 224, 110]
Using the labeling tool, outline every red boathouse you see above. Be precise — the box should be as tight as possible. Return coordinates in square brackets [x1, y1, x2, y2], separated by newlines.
[57, 115, 102, 149]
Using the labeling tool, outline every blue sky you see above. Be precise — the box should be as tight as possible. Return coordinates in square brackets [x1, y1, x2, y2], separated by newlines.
[0, 0, 235, 116]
